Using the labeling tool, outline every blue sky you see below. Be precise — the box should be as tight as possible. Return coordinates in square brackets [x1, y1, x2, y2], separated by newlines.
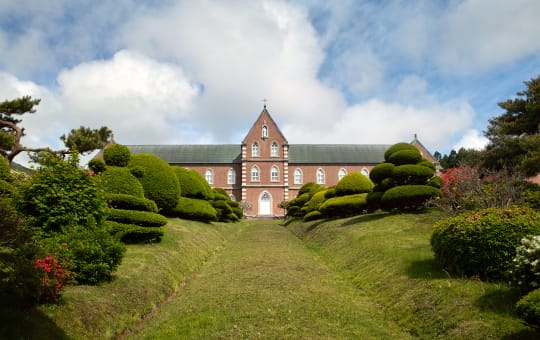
[1, 0, 539, 162]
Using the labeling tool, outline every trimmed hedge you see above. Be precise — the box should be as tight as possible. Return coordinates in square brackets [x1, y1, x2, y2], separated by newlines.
[388, 149, 422, 165]
[427, 176, 444, 189]
[417, 159, 436, 171]
[173, 167, 212, 199]
[105, 220, 163, 244]
[384, 142, 418, 161]
[303, 210, 323, 222]
[287, 192, 311, 217]
[171, 197, 217, 222]
[369, 163, 395, 183]
[129, 154, 181, 214]
[335, 172, 374, 196]
[298, 182, 322, 196]
[430, 207, 540, 281]
[104, 193, 158, 213]
[516, 288, 540, 328]
[391, 164, 435, 185]
[381, 185, 441, 210]
[303, 190, 328, 214]
[98, 167, 145, 198]
[106, 208, 168, 228]
[88, 158, 106, 174]
[319, 193, 368, 217]
[103, 144, 131, 167]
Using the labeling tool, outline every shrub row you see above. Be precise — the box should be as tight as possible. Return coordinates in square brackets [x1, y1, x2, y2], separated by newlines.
[105, 193, 158, 213]
[171, 197, 217, 222]
[105, 220, 164, 244]
[106, 208, 168, 228]
[319, 193, 368, 217]
[381, 185, 441, 211]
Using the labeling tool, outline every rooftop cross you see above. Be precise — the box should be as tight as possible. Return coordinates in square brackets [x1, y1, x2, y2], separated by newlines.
[262, 98, 268, 109]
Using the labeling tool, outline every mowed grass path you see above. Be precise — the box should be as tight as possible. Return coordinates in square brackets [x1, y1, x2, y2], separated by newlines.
[128, 221, 409, 339]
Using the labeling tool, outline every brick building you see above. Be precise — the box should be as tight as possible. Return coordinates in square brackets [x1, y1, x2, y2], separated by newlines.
[127, 106, 435, 218]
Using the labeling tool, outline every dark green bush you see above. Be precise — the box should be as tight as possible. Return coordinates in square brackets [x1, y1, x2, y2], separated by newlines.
[369, 163, 395, 183]
[388, 149, 422, 165]
[287, 192, 311, 217]
[303, 210, 323, 222]
[105, 221, 163, 244]
[0, 157, 12, 181]
[516, 288, 540, 328]
[172, 167, 211, 199]
[303, 190, 328, 214]
[381, 185, 441, 211]
[417, 159, 436, 171]
[105, 193, 158, 212]
[427, 176, 444, 188]
[384, 143, 418, 161]
[335, 172, 374, 196]
[0, 179, 13, 195]
[106, 208, 168, 228]
[98, 167, 145, 198]
[171, 197, 217, 222]
[319, 193, 368, 217]
[391, 164, 435, 185]
[366, 191, 383, 211]
[430, 207, 540, 281]
[88, 158, 106, 174]
[129, 154, 181, 214]
[324, 187, 336, 199]
[103, 144, 131, 167]
[232, 206, 243, 219]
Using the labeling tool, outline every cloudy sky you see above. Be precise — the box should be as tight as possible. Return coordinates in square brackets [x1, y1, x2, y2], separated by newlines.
[1, 0, 539, 163]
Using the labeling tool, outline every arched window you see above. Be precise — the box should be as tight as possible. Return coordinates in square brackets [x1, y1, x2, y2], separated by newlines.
[316, 168, 325, 184]
[294, 168, 303, 184]
[251, 166, 260, 182]
[271, 142, 279, 157]
[205, 169, 214, 185]
[227, 168, 236, 184]
[252, 142, 259, 157]
[271, 166, 279, 182]
[361, 168, 370, 177]
[338, 168, 347, 180]
[262, 125, 268, 139]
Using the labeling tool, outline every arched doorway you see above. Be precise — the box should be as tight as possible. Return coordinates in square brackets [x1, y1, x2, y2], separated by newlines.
[259, 191, 272, 216]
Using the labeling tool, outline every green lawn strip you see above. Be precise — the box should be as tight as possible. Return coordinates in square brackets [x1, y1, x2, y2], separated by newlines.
[287, 211, 538, 339]
[128, 221, 409, 339]
[28, 219, 243, 339]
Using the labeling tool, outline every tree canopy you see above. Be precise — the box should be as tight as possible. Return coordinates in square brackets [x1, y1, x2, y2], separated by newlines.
[60, 126, 113, 155]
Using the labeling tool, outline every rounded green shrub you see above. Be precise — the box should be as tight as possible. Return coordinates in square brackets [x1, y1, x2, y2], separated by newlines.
[105, 221, 163, 244]
[103, 144, 131, 167]
[388, 149, 422, 165]
[88, 158, 106, 174]
[324, 187, 336, 199]
[303, 210, 323, 222]
[303, 190, 328, 214]
[319, 193, 368, 217]
[392, 164, 435, 185]
[173, 167, 211, 199]
[129, 154, 181, 214]
[366, 191, 383, 211]
[417, 159, 436, 171]
[427, 176, 444, 188]
[104, 193, 158, 212]
[381, 185, 441, 211]
[98, 167, 145, 198]
[335, 172, 374, 196]
[298, 182, 322, 196]
[171, 197, 217, 222]
[106, 208, 167, 228]
[431, 207, 540, 281]
[384, 143, 418, 162]
[287, 192, 311, 217]
[516, 288, 540, 328]
[0, 157, 11, 181]
[369, 163, 395, 183]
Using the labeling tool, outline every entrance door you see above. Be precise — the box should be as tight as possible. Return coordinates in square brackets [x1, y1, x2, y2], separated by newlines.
[259, 192, 271, 216]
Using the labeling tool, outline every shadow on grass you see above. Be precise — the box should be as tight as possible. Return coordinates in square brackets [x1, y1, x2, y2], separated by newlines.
[475, 287, 522, 314]
[406, 258, 448, 279]
[339, 212, 391, 227]
[501, 329, 540, 340]
[0, 297, 69, 340]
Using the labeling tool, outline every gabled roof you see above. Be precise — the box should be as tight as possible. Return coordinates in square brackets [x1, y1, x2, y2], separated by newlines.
[242, 106, 288, 144]
[127, 145, 242, 164]
[288, 144, 390, 164]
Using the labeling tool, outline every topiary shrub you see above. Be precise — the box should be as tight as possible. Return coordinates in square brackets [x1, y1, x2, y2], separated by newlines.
[369, 163, 395, 183]
[417, 159, 436, 171]
[298, 182, 322, 196]
[171, 197, 217, 222]
[302, 190, 328, 214]
[381, 185, 441, 211]
[106, 208, 168, 228]
[287, 192, 311, 217]
[391, 164, 435, 185]
[98, 167, 145, 198]
[388, 149, 422, 165]
[427, 176, 444, 189]
[335, 172, 374, 196]
[173, 167, 212, 199]
[516, 288, 540, 328]
[129, 154, 181, 214]
[384, 142, 418, 161]
[303, 210, 323, 222]
[104, 193, 158, 212]
[319, 193, 368, 217]
[366, 191, 383, 212]
[105, 221, 163, 244]
[88, 158, 106, 174]
[431, 207, 540, 281]
[103, 144, 131, 167]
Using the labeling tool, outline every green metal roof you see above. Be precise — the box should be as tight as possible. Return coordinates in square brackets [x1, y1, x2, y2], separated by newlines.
[288, 144, 390, 164]
[127, 145, 242, 164]
[126, 144, 390, 165]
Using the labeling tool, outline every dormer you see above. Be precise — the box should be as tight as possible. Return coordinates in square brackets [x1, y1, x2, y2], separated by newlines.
[242, 105, 288, 159]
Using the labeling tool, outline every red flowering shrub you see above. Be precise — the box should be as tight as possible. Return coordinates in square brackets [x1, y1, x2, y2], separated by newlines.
[34, 256, 71, 302]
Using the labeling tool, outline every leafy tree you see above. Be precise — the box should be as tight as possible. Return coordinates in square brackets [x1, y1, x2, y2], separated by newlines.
[436, 147, 484, 170]
[483, 75, 540, 176]
[60, 126, 113, 155]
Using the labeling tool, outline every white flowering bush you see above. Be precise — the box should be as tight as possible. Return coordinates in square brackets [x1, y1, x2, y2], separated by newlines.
[509, 235, 540, 293]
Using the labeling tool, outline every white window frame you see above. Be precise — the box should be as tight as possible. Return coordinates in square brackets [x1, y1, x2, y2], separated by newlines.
[294, 168, 303, 185]
[251, 166, 260, 182]
[361, 168, 370, 177]
[338, 168, 347, 181]
[252, 142, 259, 157]
[271, 142, 279, 157]
[271, 165, 279, 182]
[227, 168, 236, 184]
[205, 169, 214, 185]
[316, 168, 325, 184]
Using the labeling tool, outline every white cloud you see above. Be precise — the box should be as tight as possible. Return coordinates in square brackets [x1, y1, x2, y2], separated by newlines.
[452, 129, 489, 151]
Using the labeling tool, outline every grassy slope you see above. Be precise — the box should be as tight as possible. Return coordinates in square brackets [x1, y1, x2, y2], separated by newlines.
[0, 218, 242, 339]
[286, 211, 538, 339]
[129, 220, 409, 339]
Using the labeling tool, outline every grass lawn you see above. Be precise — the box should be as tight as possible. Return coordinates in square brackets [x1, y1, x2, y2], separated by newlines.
[1, 210, 538, 338]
